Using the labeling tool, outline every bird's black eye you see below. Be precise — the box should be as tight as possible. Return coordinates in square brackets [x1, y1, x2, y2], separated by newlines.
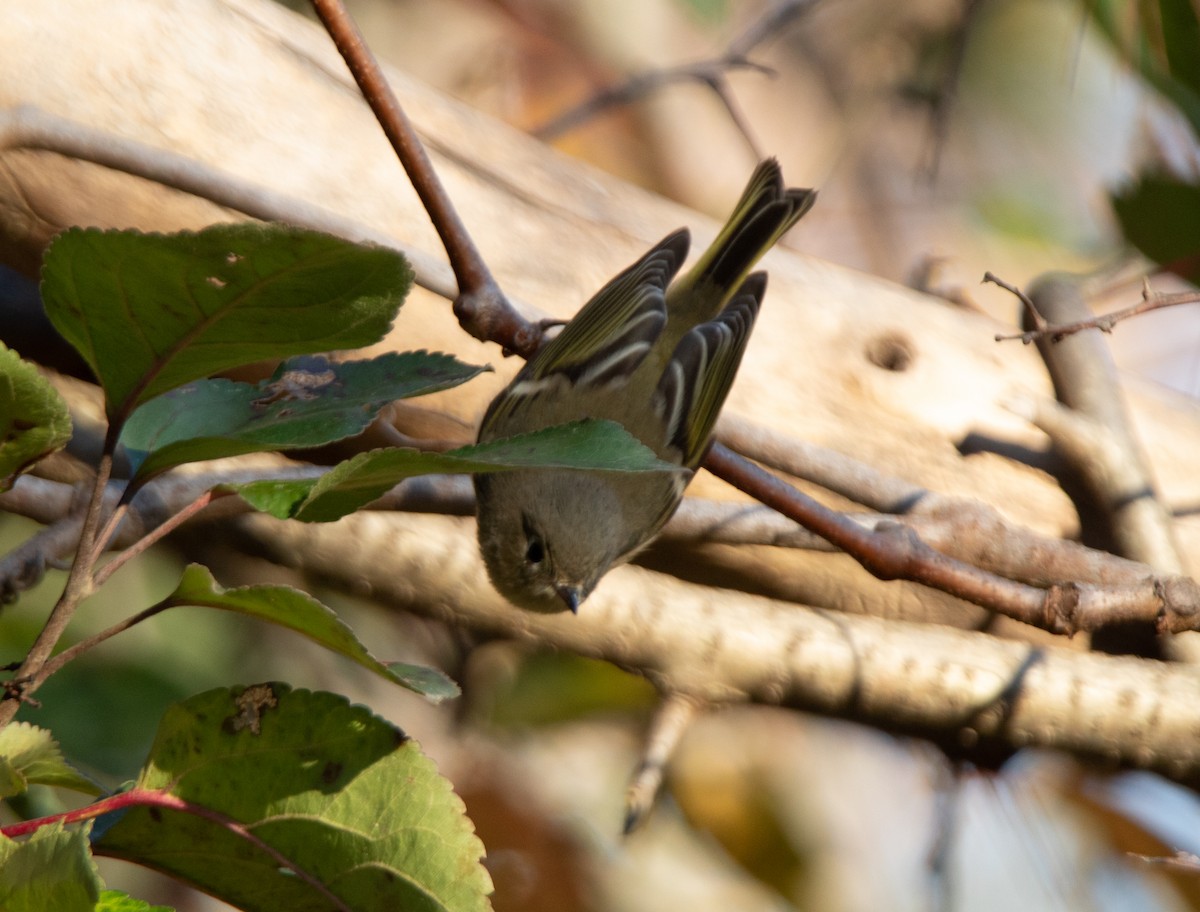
[521, 513, 545, 567]
[524, 535, 545, 566]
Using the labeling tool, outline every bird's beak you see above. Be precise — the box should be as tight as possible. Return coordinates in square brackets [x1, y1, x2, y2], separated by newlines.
[556, 585, 584, 614]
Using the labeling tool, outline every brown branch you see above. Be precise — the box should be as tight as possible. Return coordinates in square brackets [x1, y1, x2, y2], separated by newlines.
[0, 451, 113, 723]
[701, 443, 1200, 637]
[717, 414, 925, 513]
[308, 0, 539, 357]
[718, 414, 1174, 590]
[13, 442, 1196, 638]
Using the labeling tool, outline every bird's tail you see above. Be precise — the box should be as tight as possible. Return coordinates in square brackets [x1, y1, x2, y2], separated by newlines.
[676, 158, 816, 312]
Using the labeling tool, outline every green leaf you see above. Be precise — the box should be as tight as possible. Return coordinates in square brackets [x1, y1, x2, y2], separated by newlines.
[0, 757, 24, 797]
[96, 890, 174, 912]
[121, 352, 486, 482]
[40, 224, 411, 426]
[0, 343, 72, 492]
[163, 565, 458, 701]
[679, 0, 729, 26]
[94, 685, 492, 912]
[484, 653, 656, 730]
[235, 418, 681, 522]
[0, 824, 102, 912]
[1111, 175, 1200, 279]
[1086, 0, 1200, 137]
[0, 722, 102, 798]
[1158, 0, 1200, 101]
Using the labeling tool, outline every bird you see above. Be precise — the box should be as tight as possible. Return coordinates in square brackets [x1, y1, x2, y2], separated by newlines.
[474, 159, 816, 613]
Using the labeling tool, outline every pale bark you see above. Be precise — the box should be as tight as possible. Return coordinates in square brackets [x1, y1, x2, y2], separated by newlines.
[2, 0, 1200, 773]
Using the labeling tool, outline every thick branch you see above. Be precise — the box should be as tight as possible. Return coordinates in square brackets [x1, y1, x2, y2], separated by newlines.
[1023, 274, 1183, 575]
[0, 105, 458, 299]
[235, 508, 1200, 786]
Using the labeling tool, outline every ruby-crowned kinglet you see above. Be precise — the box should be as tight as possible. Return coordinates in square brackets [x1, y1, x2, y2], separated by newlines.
[475, 159, 816, 613]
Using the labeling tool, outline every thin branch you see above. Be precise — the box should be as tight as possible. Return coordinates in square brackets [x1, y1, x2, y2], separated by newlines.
[728, 0, 819, 56]
[35, 600, 172, 682]
[0, 452, 113, 723]
[991, 272, 1200, 343]
[718, 413, 1181, 590]
[308, 0, 539, 356]
[9, 444, 1193, 637]
[701, 443, 1200, 636]
[716, 413, 926, 512]
[984, 271, 1047, 338]
[534, 0, 817, 155]
[0, 462, 322, 603]
[91, 489, 227, 589]
[86, 501, 131, 572]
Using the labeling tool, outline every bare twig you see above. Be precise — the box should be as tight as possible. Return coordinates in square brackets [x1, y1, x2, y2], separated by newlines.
[991, 272, 1200, 343]
[984, 271, 1047, 338]
[91, 490, 228, 589]
[534, 0, 817, 156]
[535, 57, 773, 155]
[1004, 275, 1185, 590]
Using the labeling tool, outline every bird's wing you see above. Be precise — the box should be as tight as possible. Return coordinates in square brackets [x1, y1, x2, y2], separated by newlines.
[655, 272, 765, 467]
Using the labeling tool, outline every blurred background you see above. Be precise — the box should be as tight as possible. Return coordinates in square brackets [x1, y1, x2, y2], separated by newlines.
[6, 0, 1200, 909]
[313, 0, 1200, 391]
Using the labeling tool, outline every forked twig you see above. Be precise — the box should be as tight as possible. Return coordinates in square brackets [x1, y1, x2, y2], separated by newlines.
[989, 271, 1200, 344]
[534, 0, 817, 156]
